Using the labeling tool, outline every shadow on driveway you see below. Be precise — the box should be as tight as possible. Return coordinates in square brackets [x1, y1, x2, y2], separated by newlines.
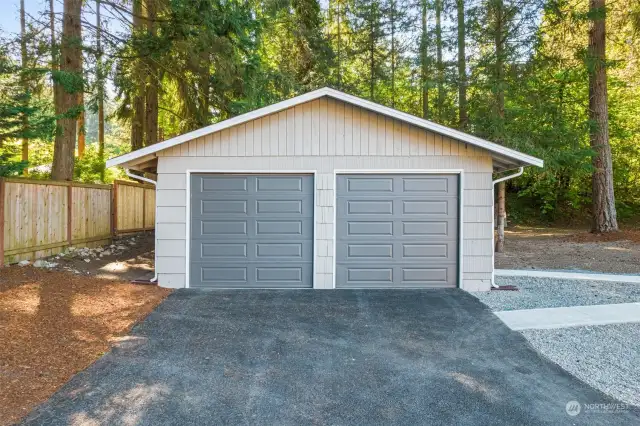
[22, 289, 640, 425]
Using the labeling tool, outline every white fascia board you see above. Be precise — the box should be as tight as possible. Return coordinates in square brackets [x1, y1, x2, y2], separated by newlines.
[324, 88, 544, 168]
[105, 87, 544, 169]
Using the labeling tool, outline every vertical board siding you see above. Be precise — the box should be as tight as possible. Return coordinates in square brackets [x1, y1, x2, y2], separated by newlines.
[155, 98, 495, 290]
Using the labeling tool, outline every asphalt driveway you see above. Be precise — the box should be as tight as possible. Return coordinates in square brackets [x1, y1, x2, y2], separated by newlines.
[23, 289, 639, 425]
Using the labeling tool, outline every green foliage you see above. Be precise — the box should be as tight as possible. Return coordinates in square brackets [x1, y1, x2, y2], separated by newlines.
[0, 144, 28, 177]
[3, 0, 639, 223]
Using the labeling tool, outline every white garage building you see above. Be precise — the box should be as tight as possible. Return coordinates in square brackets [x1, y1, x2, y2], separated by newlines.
[107, 88, 543, 291]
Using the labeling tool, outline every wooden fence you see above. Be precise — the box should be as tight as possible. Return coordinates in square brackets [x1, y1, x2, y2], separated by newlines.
[113, 179, 155, 234]
[0, 177, 155, 266]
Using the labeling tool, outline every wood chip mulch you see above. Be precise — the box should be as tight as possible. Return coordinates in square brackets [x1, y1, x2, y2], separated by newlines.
[0, 266, 172, 426]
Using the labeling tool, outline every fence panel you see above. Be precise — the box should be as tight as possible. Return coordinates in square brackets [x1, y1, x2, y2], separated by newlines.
[113, 180, 155, 234]
[2, 179, 70, 264]
[71, 185, 112, 245]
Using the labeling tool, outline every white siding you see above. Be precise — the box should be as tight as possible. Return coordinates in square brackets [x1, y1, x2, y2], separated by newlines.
[155, 97, 494, 291]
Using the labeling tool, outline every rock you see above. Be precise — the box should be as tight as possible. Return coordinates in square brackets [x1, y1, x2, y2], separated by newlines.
[84, 258, 91, 263]
[18, 260, 31, 267]
[34, 260, 58, 268]
[101, 250, 112, 257]
[117, 245, 127, 250]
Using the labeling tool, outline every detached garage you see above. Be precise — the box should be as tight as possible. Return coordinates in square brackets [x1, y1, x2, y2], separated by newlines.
[106, 87, 543, 292]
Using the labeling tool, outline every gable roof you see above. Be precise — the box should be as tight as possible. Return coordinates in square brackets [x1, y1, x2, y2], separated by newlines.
[106, 87, 543, 171]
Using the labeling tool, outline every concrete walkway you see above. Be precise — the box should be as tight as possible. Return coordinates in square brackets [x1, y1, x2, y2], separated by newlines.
[496, 302, 640, 330]
[495, 269, 640, 283]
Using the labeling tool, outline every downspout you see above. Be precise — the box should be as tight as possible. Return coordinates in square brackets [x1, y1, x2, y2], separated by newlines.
[125, 169, 158, 283]
[491, 167, 524, 288]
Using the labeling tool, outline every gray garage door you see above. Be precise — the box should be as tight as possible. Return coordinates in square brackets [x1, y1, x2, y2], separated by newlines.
[336, 174, 459, 288]
[190, 174, 313, 288]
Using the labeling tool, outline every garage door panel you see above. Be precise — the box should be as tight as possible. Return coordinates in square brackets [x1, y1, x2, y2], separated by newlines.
[198, 220, 248, 237]
[190, 263, 312, 289]
[337, 197, 457, 220]
[199, 176, 248, 192]
[402, 176, 456, 194]
[193, 218, 313, 239]
[191, 239, 312, 263]
[338, 218, 458, 241]
[336, 264, 457, 288]
[190, 174, 313, 288]
[337, 175, 458, 197]
[336, 174, 459, 288]
[337, 241, 457, 263]
[192, 196, 313, 219]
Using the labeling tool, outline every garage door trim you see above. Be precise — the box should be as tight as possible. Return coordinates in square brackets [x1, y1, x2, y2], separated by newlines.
[185, 170, 317, 289]
[332, 169, 463, 289]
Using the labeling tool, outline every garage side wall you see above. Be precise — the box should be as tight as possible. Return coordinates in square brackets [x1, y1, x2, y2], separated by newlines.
[155, 97, 494, 291]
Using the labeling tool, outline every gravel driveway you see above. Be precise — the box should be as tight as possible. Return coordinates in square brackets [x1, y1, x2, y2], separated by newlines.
[522, 323, 640, 407]
[475, 276, 640, 311]
[22, 289, 639, 425]
[473, 276, 640, 409]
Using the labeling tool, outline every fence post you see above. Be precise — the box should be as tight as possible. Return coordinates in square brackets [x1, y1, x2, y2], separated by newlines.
[142, 188, 147, 229]
[113, 180, 118, 236]
[110, 184, 115, 237]
[67, 183, 73, 247]
[0, 178, 5, 267]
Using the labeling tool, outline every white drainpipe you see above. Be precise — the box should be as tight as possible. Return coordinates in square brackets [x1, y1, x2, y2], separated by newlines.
[125, 169, 158, 283]
[491, 167, 524, 288]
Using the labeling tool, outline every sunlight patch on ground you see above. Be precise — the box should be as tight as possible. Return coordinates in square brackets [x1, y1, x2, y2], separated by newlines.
[69, 383, 170, 426]
[604, 246, 632, 252]
[0, 284, 40, 315]
[449, 372, 499, 402]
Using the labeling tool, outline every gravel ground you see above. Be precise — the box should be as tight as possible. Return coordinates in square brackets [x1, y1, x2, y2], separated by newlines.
[474, 276, 640, 311]
[521, 323, 640, 407]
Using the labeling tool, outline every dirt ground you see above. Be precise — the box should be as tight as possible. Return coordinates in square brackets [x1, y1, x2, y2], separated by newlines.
[495, 226, 640, 274]
[0, 233, 171, 426]
[50, 232, 157, 282]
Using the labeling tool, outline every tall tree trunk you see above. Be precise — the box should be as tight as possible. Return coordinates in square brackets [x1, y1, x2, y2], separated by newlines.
[588, 0, 618, 232]
[50, 0, 56, 71]
[77, 55, 85, 158]
[51, 0, 82, 181]
[390, 0, 396, 108]
[131, 0, 145, 150]
[97, 0, 105, 181]
[457, 0, 468, 129]
[494, 0, 505, 123]
[20, 0, 29, 175]
[494, 0, 507, 253]
[145, 0, 159, 146]
[435, 0, 443, 121]
[420, 0, 429, 119]
[369, 11, 375, 101]
[336, 0, 342, 89]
